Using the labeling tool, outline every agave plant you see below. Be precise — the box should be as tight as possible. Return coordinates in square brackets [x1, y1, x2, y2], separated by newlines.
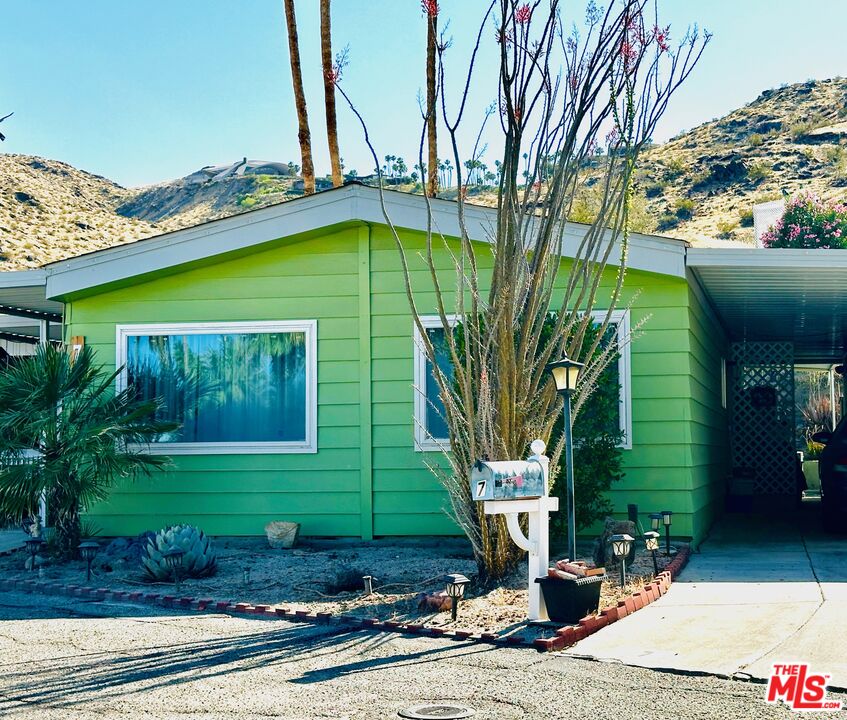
[141, 524, 217, 581]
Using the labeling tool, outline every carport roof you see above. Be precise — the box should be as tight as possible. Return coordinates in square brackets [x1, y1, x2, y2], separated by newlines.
[687, 248, 847, 362]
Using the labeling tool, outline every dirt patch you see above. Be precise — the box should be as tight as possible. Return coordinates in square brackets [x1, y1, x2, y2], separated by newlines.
[0, 536, 681, 638]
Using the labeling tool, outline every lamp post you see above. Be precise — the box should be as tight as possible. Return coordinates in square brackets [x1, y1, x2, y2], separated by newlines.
[661, 510, 673, 556]
[24, 537, 44, 572]
[610, 534, 634, 587]
[444, 573, 470, 622]
[546, 354, 584, 562]
[649, 513, 662, 532]
[163, 548, 186, 593]
[644, 531, 660, 575]
[78, 541, 99, 583]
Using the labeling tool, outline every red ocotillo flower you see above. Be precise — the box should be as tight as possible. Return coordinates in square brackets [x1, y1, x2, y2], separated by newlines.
[421, 0, 439, 17]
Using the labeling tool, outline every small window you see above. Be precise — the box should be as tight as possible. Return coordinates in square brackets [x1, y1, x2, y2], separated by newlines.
[413, 310, 631, 451]
[116, 320, 317, 454]
[588, 309, 632, 449]
[413, 316, 456, 451]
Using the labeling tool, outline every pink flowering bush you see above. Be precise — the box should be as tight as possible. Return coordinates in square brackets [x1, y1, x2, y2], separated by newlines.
[761, 192, 847, 249]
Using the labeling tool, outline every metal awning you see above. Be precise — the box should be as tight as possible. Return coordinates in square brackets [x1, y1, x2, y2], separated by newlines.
[688, 248, 847, 362]
[0, 270, 62, 343]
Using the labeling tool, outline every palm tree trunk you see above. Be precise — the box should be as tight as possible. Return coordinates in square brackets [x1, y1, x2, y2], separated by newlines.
[425, 10, 438, 197]
[283, 0, 315, 195]
[320, 0, 343, 188]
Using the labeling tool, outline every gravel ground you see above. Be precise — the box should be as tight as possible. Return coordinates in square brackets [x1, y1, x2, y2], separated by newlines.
[0, 536, 678, 638]
[0, 591, 829, 720]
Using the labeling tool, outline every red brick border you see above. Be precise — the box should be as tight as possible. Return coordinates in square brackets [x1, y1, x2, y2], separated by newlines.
[0, 545, 689, 654]
[531, 543, 691, 651]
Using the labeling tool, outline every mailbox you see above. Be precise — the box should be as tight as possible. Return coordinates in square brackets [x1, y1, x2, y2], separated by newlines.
[471, 459, 546, 501]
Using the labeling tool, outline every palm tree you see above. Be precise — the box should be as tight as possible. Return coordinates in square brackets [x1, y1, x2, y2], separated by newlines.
[0, 345, 175, 557]
[443, 158, 453, 187]
[283, 0, 315, 194]
[424, 1, 439, 197]
[320, 0, 343, 187]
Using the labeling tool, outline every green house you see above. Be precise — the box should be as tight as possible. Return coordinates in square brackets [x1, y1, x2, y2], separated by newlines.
[4, 184, 837, 544]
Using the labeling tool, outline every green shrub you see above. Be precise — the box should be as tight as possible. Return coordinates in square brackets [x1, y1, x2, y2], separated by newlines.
[748, 162, 772, 182]
[739, 209, 754, 227]
[662, 156, 686, 180]
[748, 133, 764, 147]
[674, 198, 695, 219]
[761, 191, 847, 248]
[549, 321, 624, 537]
[716, 220, 738, 238]
[644, 181, 668, 199]
[790, 120, 816, 141]
[656, 213, 680, 231]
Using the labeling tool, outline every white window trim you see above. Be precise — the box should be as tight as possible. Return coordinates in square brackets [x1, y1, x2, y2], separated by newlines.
[413, 310, 632, 451]
[590, 309, 633, 450]
[413, 315, 457, 452]
[116, 319, 318, 455]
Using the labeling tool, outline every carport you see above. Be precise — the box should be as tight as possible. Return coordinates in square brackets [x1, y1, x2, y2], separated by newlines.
[687, 247, 847, 509]
[0, 270, 62, 358]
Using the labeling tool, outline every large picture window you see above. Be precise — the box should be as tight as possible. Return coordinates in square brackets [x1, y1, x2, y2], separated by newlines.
[117, 320, 317, 454]
[412, 310, 631, 451]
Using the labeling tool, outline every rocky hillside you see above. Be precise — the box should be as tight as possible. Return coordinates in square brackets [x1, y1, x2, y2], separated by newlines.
[1, 78, 846, 269]
[0, 155, 299, 270]
[637, 77, 847, 244]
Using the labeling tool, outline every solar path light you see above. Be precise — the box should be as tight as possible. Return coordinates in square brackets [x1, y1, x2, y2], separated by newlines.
[78, 541, 99, 582]
[610, 533, 634, 587]
[444, 573, 471, 622]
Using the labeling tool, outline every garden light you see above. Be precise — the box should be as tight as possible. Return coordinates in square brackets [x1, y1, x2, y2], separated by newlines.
[546, 354, 584, 563]
[78, 541, 99, 582]
[610, 533, 634, 587]
[163, 548, 186, 593]
[444, 573, 471, 622]
[24, 537, 44, 572]
[546, 356, 584, 394]
[661, 510, 673, 555]
[644, 531, 660, 575]
[649, 512, 662, 532]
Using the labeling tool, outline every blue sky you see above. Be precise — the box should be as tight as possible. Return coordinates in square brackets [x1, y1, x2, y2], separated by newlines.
[3, 1, 846, 187]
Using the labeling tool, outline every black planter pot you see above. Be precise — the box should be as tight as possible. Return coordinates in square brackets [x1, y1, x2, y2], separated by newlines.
[535, 575, 605, 624]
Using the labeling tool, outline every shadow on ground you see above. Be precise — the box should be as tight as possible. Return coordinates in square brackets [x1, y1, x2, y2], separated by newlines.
[0, 613, 489, 711]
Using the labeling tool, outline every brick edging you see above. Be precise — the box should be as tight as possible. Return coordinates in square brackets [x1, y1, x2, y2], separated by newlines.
[0, 545, 690, 654]
[532, 544, 691, 652]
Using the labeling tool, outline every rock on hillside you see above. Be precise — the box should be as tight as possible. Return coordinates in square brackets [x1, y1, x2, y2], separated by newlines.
[639, 77, 847, 243]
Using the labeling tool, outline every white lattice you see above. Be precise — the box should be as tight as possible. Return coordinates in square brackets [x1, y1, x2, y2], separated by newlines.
[730, 342, 795, 495]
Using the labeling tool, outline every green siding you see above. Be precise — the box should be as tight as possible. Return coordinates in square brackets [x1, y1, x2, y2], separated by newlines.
[686, 283, 729, 543]
[67, 227, 365, 537]
[63, 219, 727, 540]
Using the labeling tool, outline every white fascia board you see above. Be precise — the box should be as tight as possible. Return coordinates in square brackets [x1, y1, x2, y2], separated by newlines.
[44, 184, 687, 299]
[45, 186, 366, 298]
[0, 269, 47, 289]
[687, 247, 847, 269]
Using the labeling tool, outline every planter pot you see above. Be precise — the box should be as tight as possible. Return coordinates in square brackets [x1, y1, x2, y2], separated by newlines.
[535, 575, 604, 624]
[802, 460, 821, 491]
[264, 521, 300, 549]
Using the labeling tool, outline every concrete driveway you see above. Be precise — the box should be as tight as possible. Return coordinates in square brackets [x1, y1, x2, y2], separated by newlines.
[0, 591, 806, 719]
[566, 507, 847, 689]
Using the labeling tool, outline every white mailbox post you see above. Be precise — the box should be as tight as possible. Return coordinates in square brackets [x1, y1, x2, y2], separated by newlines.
[476, 439, 558, 622]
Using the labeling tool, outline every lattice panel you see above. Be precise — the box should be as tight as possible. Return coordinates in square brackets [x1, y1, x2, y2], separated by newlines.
[730, 341, 795, 495]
